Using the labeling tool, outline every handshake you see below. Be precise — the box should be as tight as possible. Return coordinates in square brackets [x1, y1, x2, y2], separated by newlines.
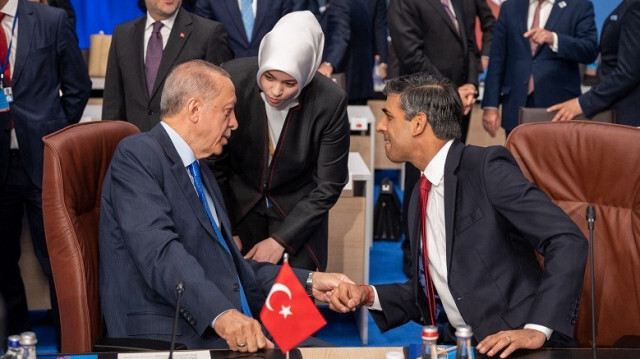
[311, 273, 375, 312]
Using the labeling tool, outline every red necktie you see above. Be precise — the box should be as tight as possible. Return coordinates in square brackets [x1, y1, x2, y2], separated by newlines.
[528, 0, 543, 95]
[419, 174, 437, 326]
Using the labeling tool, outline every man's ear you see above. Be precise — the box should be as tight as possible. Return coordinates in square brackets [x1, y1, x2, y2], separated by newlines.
[186, 97, 200, 123]
[411, 112, 428, 136]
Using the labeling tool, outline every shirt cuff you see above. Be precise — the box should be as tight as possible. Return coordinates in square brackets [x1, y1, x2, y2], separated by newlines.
[524, 323, 553, 340]
[211, 309, 233, 329]
[550, 32, 559, 52]
[367, 285, 383, 311]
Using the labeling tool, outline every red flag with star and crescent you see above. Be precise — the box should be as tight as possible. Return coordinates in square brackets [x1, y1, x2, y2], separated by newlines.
[260, 261, 326, 353]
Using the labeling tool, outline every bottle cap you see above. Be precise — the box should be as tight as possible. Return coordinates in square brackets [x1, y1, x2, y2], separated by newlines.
[422, 325, 439, 340]
[455, 325, 473, 338]
[19, 331, 38, 345]
[7, 335, 21, 348]
[385, 351, 404, 359]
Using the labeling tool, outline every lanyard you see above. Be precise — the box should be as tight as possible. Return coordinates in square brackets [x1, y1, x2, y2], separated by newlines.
[1, 11, 18, 84]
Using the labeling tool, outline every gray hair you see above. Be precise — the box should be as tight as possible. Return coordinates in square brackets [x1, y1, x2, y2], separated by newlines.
[160, 60, 231, 118]
[383, 72, 462, 140]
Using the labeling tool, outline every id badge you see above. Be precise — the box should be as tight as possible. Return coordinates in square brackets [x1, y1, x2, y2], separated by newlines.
[0, 90, 10, 112]
[3, 87, 12, 103]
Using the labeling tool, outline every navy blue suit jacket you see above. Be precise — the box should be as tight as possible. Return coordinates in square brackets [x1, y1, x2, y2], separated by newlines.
[0, 0, 90, 188]
[370, 142, 587, 342]
[579, 0, 640, 127]
[482, 0, 597, 131]
[99, 124, 308, 348]
[194, 0, 292, 58]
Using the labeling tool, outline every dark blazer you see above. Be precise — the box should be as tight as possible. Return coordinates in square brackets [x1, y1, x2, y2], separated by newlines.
[482, 0, 597, 132]
[102, 8, 232, 131]
[388, 0, 478, 86]
[370, 142, 587, 342]
[194, 0, 292, 58]
[0, 0, 90, 188]
[321, 0, 373, 101]
[368, 0, 388, 64]
[580, 0, 640, 127]
[216, 57, 349, 271]
[461, 0, 495, 71]
[99, 124, 308, 348]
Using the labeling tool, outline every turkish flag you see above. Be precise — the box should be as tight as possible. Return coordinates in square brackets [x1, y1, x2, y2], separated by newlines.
[260, 262, 326, 353]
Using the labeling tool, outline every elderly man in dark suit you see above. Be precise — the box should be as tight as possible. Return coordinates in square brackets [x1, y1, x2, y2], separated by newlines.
[99, 60, 349, 350]
[329, 72, 588, 358]
[549, 0, 640, 127]
[102, 0, 232, 131]
[0, 0, 91, 337]
[194, 0, 292, 58]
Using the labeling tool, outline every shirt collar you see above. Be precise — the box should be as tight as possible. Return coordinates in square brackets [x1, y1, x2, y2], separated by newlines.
[422, 140, 454, 187]
[160, 121, 197, 168]
[530, 0, 555, 5]
[1, 0, 18, 17]
[145, 7, 179, 32]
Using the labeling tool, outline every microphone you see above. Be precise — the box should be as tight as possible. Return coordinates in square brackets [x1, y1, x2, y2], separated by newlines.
[169, 281, 185, 359]
[586, 206, 596, 359]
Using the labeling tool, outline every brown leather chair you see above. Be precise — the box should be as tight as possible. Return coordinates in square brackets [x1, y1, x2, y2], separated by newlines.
[505, 121, 640, 347]
[518, 107, 616, 125]
[42, 121, 139, 352]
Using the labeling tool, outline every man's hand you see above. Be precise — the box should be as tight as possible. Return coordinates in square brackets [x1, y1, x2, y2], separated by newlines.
[213, 310, 275, 352]
[232, 235, 242, 252]
[328, 282, 369, 313]
[482, 108, 501, 137]
[458, 84, 476, 115]
[547, 98, 582, 122]
[318, 63, 334, 77]
[524, 28, 554, 46]
[477, 329, 546, 358]
[244, 237, 285, 264]
[311, 272, 356, 302]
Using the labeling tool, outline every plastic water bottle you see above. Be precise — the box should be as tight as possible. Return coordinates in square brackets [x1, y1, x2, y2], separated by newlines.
[4, 336, 22, 359]
[18, 332, 37, 359]
[422, 326, 439, 359]
[454, 325, 474, 359]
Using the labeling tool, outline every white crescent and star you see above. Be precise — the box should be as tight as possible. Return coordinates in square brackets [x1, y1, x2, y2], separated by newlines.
[265, 283, 293, 319]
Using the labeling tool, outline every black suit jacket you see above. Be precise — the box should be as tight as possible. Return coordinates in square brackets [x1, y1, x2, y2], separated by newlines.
[194, 0, 292, 58]
[580, 0, 640, 126]
[388, 0, 478, 86]
[102, 8, 232, 131]
[461, 0, 495, 71]
[0, 0, 90, 187]
[368, 0, 388, 64]
[371, 142, 587, 342]
[216, 57, 350, 271]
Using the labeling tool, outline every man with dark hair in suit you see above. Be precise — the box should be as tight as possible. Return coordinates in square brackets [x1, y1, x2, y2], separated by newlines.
[0, 0, 91, 338]
[99, 60, 350, 350]
[103, 0, 232, 131]
[482, 0, 597, 136]
[548, 0, 640, 127]
[194, 0, 292, 58]
[329, 72, 588, 357]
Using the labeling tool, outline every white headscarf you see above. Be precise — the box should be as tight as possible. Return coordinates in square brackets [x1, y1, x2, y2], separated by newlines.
[257, 11, 325, 100]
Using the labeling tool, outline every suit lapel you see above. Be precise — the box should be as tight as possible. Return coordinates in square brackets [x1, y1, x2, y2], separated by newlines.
[224, 0, 248, 44]
[517, 0, 530, 43]
[151, 9, 191, 99]
[133, 17, 148, 100]
[252, 0, 268, 44]
[427, 0, 461, 39]
[444, 141, 463, 270]
[200, 165, 234, 242]
[12, 0, 34, 87]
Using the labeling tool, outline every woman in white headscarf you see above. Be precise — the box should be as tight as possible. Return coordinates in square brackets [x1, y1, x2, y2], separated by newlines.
[215, 11, 349, 271]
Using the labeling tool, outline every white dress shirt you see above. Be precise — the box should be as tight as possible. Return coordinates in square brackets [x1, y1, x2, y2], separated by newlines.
[528, 0, 559, 52]
[143, 9, 179, 63]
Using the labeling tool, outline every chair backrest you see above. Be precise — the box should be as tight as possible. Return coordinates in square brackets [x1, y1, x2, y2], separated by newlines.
[519, 107, 616, 125]
[505, 121, 640, 347]
[42, 121, 140, 353]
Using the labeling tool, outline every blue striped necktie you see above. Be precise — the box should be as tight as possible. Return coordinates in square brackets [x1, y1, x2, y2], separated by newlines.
[241, 0, 254, 42]
[188, 161, 252, 317]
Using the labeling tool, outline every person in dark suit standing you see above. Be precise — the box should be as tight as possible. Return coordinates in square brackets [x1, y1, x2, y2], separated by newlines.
[0, 0, 90, 337]
[328, 72, 588, 357]
[368, 0, 389, 80]
[100, 60, 350, 350]
[461, 0, 495, 72]
[482, 0, 597, 136]
[102, 0, 232, 132]
[317, 0, 374, 104]
[215, 12, 349, 271]
[194, 0, 292, 58]
[548, 0, 640, 127]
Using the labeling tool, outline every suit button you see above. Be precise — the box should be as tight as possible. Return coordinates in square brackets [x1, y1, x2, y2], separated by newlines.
[179, 308, 184, 314]
[233, 283, 240, 291]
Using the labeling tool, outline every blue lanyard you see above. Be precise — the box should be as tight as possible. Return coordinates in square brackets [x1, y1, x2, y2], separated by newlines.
[1, 11, 18, 84]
